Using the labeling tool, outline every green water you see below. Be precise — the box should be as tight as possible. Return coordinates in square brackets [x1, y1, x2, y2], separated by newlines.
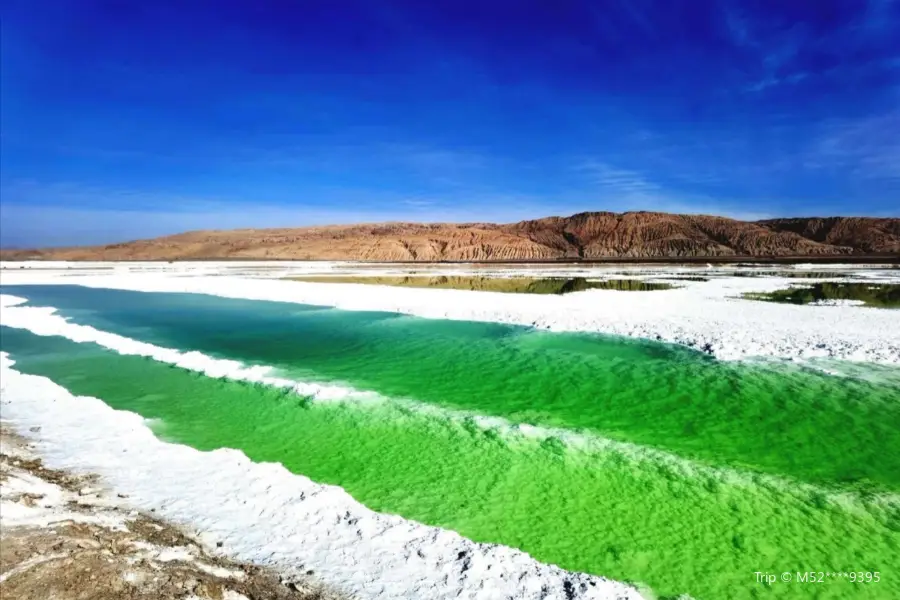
[743, 283, 900, 308]
[286, 275, 674, 293]
[2, 285, 899, 599]
[5, 285, 899, 493]
[1, 327, 897, 600]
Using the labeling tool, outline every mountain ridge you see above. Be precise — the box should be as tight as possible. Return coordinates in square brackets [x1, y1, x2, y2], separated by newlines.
[2, 211, 898, 261]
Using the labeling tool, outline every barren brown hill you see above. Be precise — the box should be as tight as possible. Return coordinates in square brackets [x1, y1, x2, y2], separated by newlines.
[758, 217, 900, 255]
[2, 212, 899, 261]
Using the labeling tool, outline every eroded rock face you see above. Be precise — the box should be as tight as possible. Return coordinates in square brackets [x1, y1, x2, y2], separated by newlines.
[759, 217, 900, 254]
[3, 212, 898, 261]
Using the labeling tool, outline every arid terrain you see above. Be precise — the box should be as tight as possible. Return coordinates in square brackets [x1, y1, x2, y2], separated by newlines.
[2, 212, 899, 261]
[0, 426, 341, 600]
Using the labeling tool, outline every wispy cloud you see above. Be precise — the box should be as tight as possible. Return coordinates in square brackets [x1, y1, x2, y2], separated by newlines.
[805, 110, 900, 181]
[723, 5, 753, 48]
[401, 198, 437, 208]
[0, 180, 568, 246]
[722, 2, 809, 93]
[570, 159, 774, 220]
[723, 0, 899, 95]
[0, 202, 352, 248]
[744, 71, 809, 93]
[573, 160, 662, 195]
[378, 143, 489, 188]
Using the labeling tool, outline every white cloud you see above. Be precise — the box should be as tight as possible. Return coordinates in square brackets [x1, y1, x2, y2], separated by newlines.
[806, 110, 900, 181]
[573, 160, 661, 195]
[0, 179, 559, 246]
[570, 159, 776, 221]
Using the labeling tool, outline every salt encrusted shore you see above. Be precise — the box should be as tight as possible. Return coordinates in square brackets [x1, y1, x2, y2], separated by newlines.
[1, 262, 899, 364]
[0, 354, 646, 600]
[4, 292, 896, 514]
[2, 261, 896, 599]
[0, 425, 339, 600]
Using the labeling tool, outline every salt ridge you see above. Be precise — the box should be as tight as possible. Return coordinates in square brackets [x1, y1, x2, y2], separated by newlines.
[2, 294, 894, 514]
[0, 353, 645, 600]
[0, 295, 378, 404]
[1, 263, 899, 364]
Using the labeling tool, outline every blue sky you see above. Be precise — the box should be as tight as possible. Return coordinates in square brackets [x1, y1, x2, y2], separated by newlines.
[1, 0, 899, 246]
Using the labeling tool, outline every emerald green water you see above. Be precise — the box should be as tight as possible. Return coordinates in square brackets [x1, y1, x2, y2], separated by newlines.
[5, 286, 900, 492]
[2, 328, 897, 600]
[1, 285, 899, 599]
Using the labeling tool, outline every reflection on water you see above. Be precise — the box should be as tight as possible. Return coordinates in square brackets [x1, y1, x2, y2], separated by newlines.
[743, 282, 900, 308]
[658, 276, 709, 282]
[587, 279, 675, 291]
[727, 271, 857, 278]
[287, 275, 674, 294]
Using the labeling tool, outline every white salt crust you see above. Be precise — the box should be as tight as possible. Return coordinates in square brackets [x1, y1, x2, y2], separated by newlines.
[4, 292, 896, 513]
[0, 354, 645, 600]
[1, 262, 899, 364]
[2, 262, 897, 599]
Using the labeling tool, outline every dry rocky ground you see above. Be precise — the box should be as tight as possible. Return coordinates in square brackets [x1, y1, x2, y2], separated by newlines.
[0, 425, 344, 600]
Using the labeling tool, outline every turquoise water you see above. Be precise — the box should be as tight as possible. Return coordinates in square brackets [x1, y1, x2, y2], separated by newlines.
[2, 284, 899, 599]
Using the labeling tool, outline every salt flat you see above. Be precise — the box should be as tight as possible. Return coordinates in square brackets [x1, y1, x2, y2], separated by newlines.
[2, 260, 899, 365]
[2, 261, 898, 600]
